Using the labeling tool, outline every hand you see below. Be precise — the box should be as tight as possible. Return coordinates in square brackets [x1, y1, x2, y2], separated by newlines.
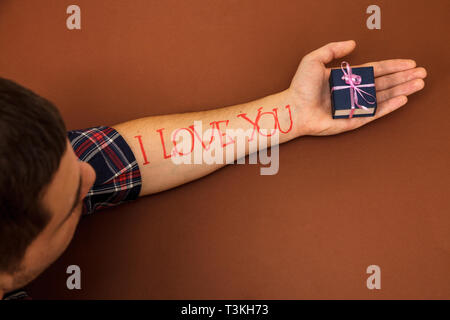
[288, 40, 427, 136]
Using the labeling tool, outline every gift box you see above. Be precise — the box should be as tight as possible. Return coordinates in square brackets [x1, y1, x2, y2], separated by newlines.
[329, 61, 377, 119]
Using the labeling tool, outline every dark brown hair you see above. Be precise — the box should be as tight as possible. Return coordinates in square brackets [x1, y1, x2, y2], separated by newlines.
[0, 77, 67, 273]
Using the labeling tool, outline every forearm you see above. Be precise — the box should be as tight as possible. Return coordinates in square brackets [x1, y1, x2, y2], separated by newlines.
[112, 88, 301, 196]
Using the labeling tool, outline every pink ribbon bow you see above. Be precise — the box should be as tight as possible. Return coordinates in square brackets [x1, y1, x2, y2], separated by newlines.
[331, 61, 376, 118]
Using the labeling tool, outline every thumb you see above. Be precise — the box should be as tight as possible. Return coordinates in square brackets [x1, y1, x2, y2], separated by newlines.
[305, 40, 356, 64]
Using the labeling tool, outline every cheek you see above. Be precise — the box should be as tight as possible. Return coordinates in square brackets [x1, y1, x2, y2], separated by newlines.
[55, 207, 83, 254]
[27, 210, 82, 278]
[68, 204, 83, 236]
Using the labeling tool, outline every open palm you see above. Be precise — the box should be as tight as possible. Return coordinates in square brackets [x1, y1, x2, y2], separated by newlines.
[288, 40, 427, 136]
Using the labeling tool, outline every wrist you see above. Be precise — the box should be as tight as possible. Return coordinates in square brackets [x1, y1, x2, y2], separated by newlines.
[278, 88, 307, 139]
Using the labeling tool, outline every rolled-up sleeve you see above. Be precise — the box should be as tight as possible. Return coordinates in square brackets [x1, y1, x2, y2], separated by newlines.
[67, 126, 142, 215]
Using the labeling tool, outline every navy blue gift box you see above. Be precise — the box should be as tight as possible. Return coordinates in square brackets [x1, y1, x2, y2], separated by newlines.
[329, 62, 377, 119]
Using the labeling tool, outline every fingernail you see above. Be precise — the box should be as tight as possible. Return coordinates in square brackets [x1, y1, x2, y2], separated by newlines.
[415, 79, 425, 89]
[421, 67, 428, 78]
[402, 96, 408, 104]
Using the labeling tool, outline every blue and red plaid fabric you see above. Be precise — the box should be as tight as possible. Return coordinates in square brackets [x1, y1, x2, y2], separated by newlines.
[67, 125, 142, 215]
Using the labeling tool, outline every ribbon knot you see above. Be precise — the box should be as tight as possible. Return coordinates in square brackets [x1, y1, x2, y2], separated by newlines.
[342, 73, 361, 85]
[331, 61, 376, 118]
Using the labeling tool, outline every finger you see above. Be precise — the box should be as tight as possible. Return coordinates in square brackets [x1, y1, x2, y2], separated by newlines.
[353, 59, 417, 77]
[345, 95, 409, 130]
[375, 67, 427, 91]
[305, 40, 356, 65]
[376, 78, 425, 103]
[371, 95, 408, 120]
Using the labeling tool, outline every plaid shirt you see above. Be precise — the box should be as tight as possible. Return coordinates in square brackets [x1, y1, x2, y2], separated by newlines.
[68, 125, 142, 215]
[3, 125, 142, 300]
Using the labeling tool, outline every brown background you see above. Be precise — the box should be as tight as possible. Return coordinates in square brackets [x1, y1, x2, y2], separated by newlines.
[0, 0, 448, 299]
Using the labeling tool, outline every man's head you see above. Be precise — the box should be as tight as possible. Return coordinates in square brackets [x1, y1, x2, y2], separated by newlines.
[0, 78, 96, 297]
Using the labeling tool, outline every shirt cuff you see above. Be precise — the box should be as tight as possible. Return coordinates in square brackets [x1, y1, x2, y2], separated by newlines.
[67, 125, 142, 215]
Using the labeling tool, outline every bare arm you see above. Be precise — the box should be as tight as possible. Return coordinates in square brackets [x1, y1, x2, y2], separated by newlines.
[111, 40, 427, 197]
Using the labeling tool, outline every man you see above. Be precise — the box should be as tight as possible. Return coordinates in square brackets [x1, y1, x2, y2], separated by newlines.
[0, 41, 426, 299]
